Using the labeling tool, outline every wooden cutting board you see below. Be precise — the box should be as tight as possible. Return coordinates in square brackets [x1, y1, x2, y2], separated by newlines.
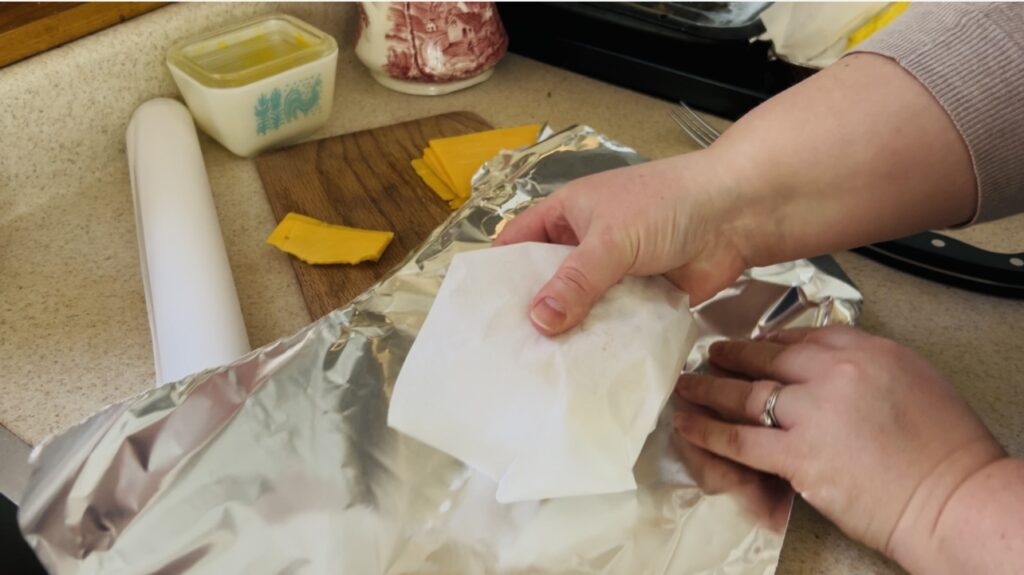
[256, 111, 492, 320]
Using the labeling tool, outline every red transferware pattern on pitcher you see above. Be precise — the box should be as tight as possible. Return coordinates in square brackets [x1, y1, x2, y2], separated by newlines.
[356, 2, 508, 95]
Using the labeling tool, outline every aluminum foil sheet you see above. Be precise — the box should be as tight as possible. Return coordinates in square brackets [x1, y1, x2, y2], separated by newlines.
[19, 126, 862, 575]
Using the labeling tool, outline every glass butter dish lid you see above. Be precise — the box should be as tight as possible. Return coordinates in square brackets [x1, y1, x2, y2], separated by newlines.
[167, 14, 338, 89]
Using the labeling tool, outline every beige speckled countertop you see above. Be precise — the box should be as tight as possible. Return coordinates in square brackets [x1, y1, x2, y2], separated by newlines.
[1, 3, 1023, 573]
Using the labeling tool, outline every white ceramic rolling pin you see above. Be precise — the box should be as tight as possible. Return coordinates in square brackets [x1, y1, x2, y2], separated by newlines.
[126, 98, 251, 386]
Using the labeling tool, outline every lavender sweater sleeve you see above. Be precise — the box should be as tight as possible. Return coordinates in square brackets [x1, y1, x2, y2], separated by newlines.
[851, 3, 1024, 224]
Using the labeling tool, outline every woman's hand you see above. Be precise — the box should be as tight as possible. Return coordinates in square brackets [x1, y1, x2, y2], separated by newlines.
[497, 53, 975, 338]
[494, 151, 754, 335]
[671, 405, 793, 532]
[674, 327, 1006, 573]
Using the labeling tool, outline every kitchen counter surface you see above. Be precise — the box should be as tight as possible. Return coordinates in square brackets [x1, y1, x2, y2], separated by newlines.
[1, 3, 1022, 574]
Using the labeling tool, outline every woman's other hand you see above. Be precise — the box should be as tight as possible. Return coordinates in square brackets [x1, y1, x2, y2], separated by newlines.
[675, 327, 1008, 573]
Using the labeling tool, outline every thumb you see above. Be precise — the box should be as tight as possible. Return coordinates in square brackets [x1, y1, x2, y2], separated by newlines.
[529, 235, 633, 335]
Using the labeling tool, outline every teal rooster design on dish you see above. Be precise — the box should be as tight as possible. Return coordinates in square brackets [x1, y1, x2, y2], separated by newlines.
[284, 76, 322, 121]
[255, 75, 323, 136]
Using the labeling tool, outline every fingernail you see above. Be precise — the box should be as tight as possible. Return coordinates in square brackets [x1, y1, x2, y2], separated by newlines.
[530, 297, 566, 333]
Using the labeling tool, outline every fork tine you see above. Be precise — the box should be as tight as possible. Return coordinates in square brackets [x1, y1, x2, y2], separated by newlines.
[675, 103, 721, 146]
[669, 111, 712, 148]
[672, 107, 718, 147]
[677, 100, 722, 142]
[679, 109, 720, 145]
[669, 108, 715, 148]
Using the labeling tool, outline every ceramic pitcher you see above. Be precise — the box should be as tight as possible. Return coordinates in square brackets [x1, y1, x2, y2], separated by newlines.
[355, 2, 508, 96]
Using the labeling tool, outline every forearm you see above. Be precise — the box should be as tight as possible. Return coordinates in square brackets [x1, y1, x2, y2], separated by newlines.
[905, 456, 1024, 574]
[706, 52, 976, 267]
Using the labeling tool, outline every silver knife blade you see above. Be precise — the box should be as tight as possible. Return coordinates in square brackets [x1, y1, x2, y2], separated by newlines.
[0, 424, 32, 506]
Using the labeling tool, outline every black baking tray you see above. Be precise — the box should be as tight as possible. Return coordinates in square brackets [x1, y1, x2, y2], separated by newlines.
[1, 494, 46, 575]
[498, 2, 810, 120]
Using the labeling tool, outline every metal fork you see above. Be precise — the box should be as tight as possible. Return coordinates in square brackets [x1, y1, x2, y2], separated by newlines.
[669, 101, 721, 148]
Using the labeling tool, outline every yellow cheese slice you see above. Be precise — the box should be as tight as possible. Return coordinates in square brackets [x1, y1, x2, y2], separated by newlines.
[411, 158, 455, 201]
[422, 147, 456, 191]
[266, 215, 296, 247]
[429, 124, 542, 198]
[267, 212, 394, 265]
[267, 212, 336, 248]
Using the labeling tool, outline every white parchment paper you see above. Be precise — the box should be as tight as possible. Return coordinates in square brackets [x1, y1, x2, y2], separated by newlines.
[388, 242, 698, 502]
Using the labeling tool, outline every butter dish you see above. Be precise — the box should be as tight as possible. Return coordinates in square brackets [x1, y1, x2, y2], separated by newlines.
[167, 14, 338, 157]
